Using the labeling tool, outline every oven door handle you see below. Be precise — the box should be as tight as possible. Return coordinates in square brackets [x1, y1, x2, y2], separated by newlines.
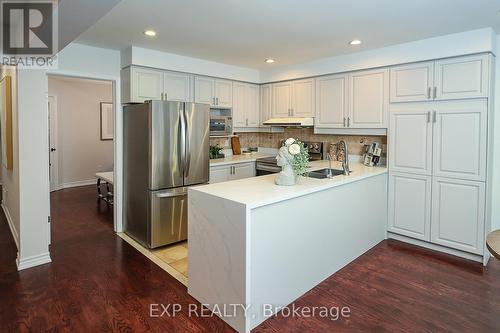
[256, 164, 281, 173]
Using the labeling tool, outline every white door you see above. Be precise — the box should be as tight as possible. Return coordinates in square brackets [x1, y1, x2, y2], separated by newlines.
[215, 79, 233, 108]
[388, 172, 432, 241]
[132, 67, 164, 102]
[194, 76, 215, 106]
[315, 74, 348, 128]
[164, 72, 192, 102]
[209, 165, 230, 183]
[48, 96, 59, 192]
[389, 104, 433, 175]
[434, 54, 489, 100]
[229, 163, 255, 180]
[292, 78, 314, 117]
[260, 84, 272, 126]
[390, 61, 434, 102]
[246, 84, 260, 127]
[349, 68, 388, 128]
[272, 82, 292, 118]
[432, 100, 487, 181]
[232, 82, 247, 127]
[431, 177, 485, 254]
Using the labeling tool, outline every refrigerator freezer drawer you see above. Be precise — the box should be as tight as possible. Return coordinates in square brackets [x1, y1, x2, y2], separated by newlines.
[150, 187, 188, 248]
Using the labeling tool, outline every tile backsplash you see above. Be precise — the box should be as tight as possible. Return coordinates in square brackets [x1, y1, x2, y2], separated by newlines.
[210, 128, 387, 157]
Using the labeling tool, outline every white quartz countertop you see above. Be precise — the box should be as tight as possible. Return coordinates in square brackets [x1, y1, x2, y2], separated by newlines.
[192, 161, 388, 209]
[209, 152, 272, 166]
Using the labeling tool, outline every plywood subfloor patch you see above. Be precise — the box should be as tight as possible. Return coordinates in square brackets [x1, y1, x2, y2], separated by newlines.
[117, 233, 188, 286]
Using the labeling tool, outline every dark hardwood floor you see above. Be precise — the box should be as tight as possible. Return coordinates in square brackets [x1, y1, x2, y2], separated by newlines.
[1, 185, 499, 332]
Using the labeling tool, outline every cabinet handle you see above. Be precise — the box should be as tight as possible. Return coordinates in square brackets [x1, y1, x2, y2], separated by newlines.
[246, 119, 248, 126]
[427, 87, 431, 99]
[161, 92, 164, 100]
[347, 117, 351, 127]
[343, 117, 346, 127]
[216, 97, 219, 105]
[433, 87, 437, 99]
[433, 111, 437, 123]
[427, 111, 430, 123]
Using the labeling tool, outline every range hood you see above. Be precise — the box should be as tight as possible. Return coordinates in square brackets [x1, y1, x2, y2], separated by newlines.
[263, 117, 314, 127]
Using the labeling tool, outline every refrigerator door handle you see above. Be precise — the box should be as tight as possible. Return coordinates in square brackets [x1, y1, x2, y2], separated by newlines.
[179, 106, 187, 178]
[155, 187, 188, 198]
[183, 108, 191, 178]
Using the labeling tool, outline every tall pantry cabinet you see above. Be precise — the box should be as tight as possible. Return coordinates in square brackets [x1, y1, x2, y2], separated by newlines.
[387, 53, 493, 263]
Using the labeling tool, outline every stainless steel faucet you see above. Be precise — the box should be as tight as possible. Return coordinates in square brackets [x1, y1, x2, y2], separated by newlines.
[337, 140, 350, 175]
[326, 153, 333, 178]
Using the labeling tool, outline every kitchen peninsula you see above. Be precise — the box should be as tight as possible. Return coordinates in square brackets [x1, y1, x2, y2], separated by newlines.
[188, 160, 388, 333]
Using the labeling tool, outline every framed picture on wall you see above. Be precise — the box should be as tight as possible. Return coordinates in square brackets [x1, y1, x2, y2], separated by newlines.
[0, 75, 13, 170]
[100, 102, 113, 141]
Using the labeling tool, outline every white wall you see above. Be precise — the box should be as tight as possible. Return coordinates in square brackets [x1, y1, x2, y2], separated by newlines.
[48, 77, 113, 187]
[260, 28, 496, 82]
[16, 69, 51, 269]
[0, 66, 20, 248]
[123, 46, 261, 83]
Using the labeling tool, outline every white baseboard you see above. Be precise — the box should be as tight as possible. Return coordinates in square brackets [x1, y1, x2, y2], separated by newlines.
[1, 202, 19, 249]
[387, 232, 484, 264]
[52, 179, 96, 191]
[17, 252, 51, 271]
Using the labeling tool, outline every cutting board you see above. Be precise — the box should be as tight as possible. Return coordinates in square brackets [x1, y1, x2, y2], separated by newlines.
[231, 137, 241, 155]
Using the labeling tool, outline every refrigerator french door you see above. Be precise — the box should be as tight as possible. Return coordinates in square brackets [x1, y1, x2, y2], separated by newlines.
[124, 101, 209, 248]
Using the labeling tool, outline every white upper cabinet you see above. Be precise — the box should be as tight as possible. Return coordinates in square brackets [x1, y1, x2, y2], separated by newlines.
[260, 84, 272, 126]
[390, 54, 490, 103]
[232, 83, 260, 128]
[432, 100, 487, 181]
[272, 82, 292, 118]
[349, 68, 388, 128]
[194, 77, 233, 107]
[164, 72, 192, 102]
[315, 74, 348, 128]
[434, 54, 489, 100]
[122, 66, 194, 103]
[215, 79, 233, 108]
[389, 104, 433, 175]
[194, 76, 215, 105]
[431, 177, 485, 255]
[390, 62, 434, 103]
[291, 79, 315, 117]
[388, 172, 432, 241]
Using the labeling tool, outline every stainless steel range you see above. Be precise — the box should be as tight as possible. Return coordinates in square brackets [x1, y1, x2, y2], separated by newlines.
[255, 141, 323, 176]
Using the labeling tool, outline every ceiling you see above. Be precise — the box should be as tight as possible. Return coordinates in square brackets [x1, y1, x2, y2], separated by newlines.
[76, 0, 500, 69]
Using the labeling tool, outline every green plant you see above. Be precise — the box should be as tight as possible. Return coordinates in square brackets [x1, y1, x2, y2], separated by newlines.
[209, 145, 223, 159]
[283, 138, 309, 176]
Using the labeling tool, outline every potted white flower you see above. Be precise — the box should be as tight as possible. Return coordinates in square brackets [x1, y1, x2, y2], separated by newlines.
[275, 138, 310, 186]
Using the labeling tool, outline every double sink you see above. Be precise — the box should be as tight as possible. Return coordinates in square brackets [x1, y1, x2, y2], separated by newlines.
[307, 168, 350, 179]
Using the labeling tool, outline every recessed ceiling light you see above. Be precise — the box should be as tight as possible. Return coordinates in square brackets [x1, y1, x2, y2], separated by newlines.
[349, 39, 362, 45]
[144, 30, 157, 37]
[265, 58, 275, 64]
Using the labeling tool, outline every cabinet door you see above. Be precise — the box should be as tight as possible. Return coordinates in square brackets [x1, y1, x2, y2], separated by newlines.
[349, 68, 388, 128]
[229, 163, 255, 180]
[232, 83, 247, 127]
[389, 105, 433, 175]
[388, 172, 431, 241]
[272, 82, 292, 118]
[260, 84, 272, 126]
[246, 84, 260, 127]
[209, 165, 230, 184]
[432, 100, 487, 181]
[164, 72, 192, 102]
[194, 76, 214, 106]
[132, 67, 164, 102]
[390, 62, 434, 102]
[314, 74, 348, 128]
[435, 54, 489, 100]
[215, 79, 233, 108]
[431, 177, 485, 255]
[292, 78, 314, 117]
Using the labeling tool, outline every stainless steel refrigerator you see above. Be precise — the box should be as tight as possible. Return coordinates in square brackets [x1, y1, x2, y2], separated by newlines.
[123, 101, 209, 248]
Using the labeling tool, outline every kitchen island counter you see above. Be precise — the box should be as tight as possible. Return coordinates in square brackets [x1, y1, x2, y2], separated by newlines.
[188, 162, 388, 333]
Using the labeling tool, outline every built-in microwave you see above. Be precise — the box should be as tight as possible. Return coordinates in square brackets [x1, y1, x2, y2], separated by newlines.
[210, 116, 233, 136]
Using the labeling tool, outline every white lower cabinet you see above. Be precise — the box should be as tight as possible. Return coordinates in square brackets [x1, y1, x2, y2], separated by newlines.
[431, 177, 485, 255]
[209, 162, 255, 184]
[388, 173, 431, 241]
